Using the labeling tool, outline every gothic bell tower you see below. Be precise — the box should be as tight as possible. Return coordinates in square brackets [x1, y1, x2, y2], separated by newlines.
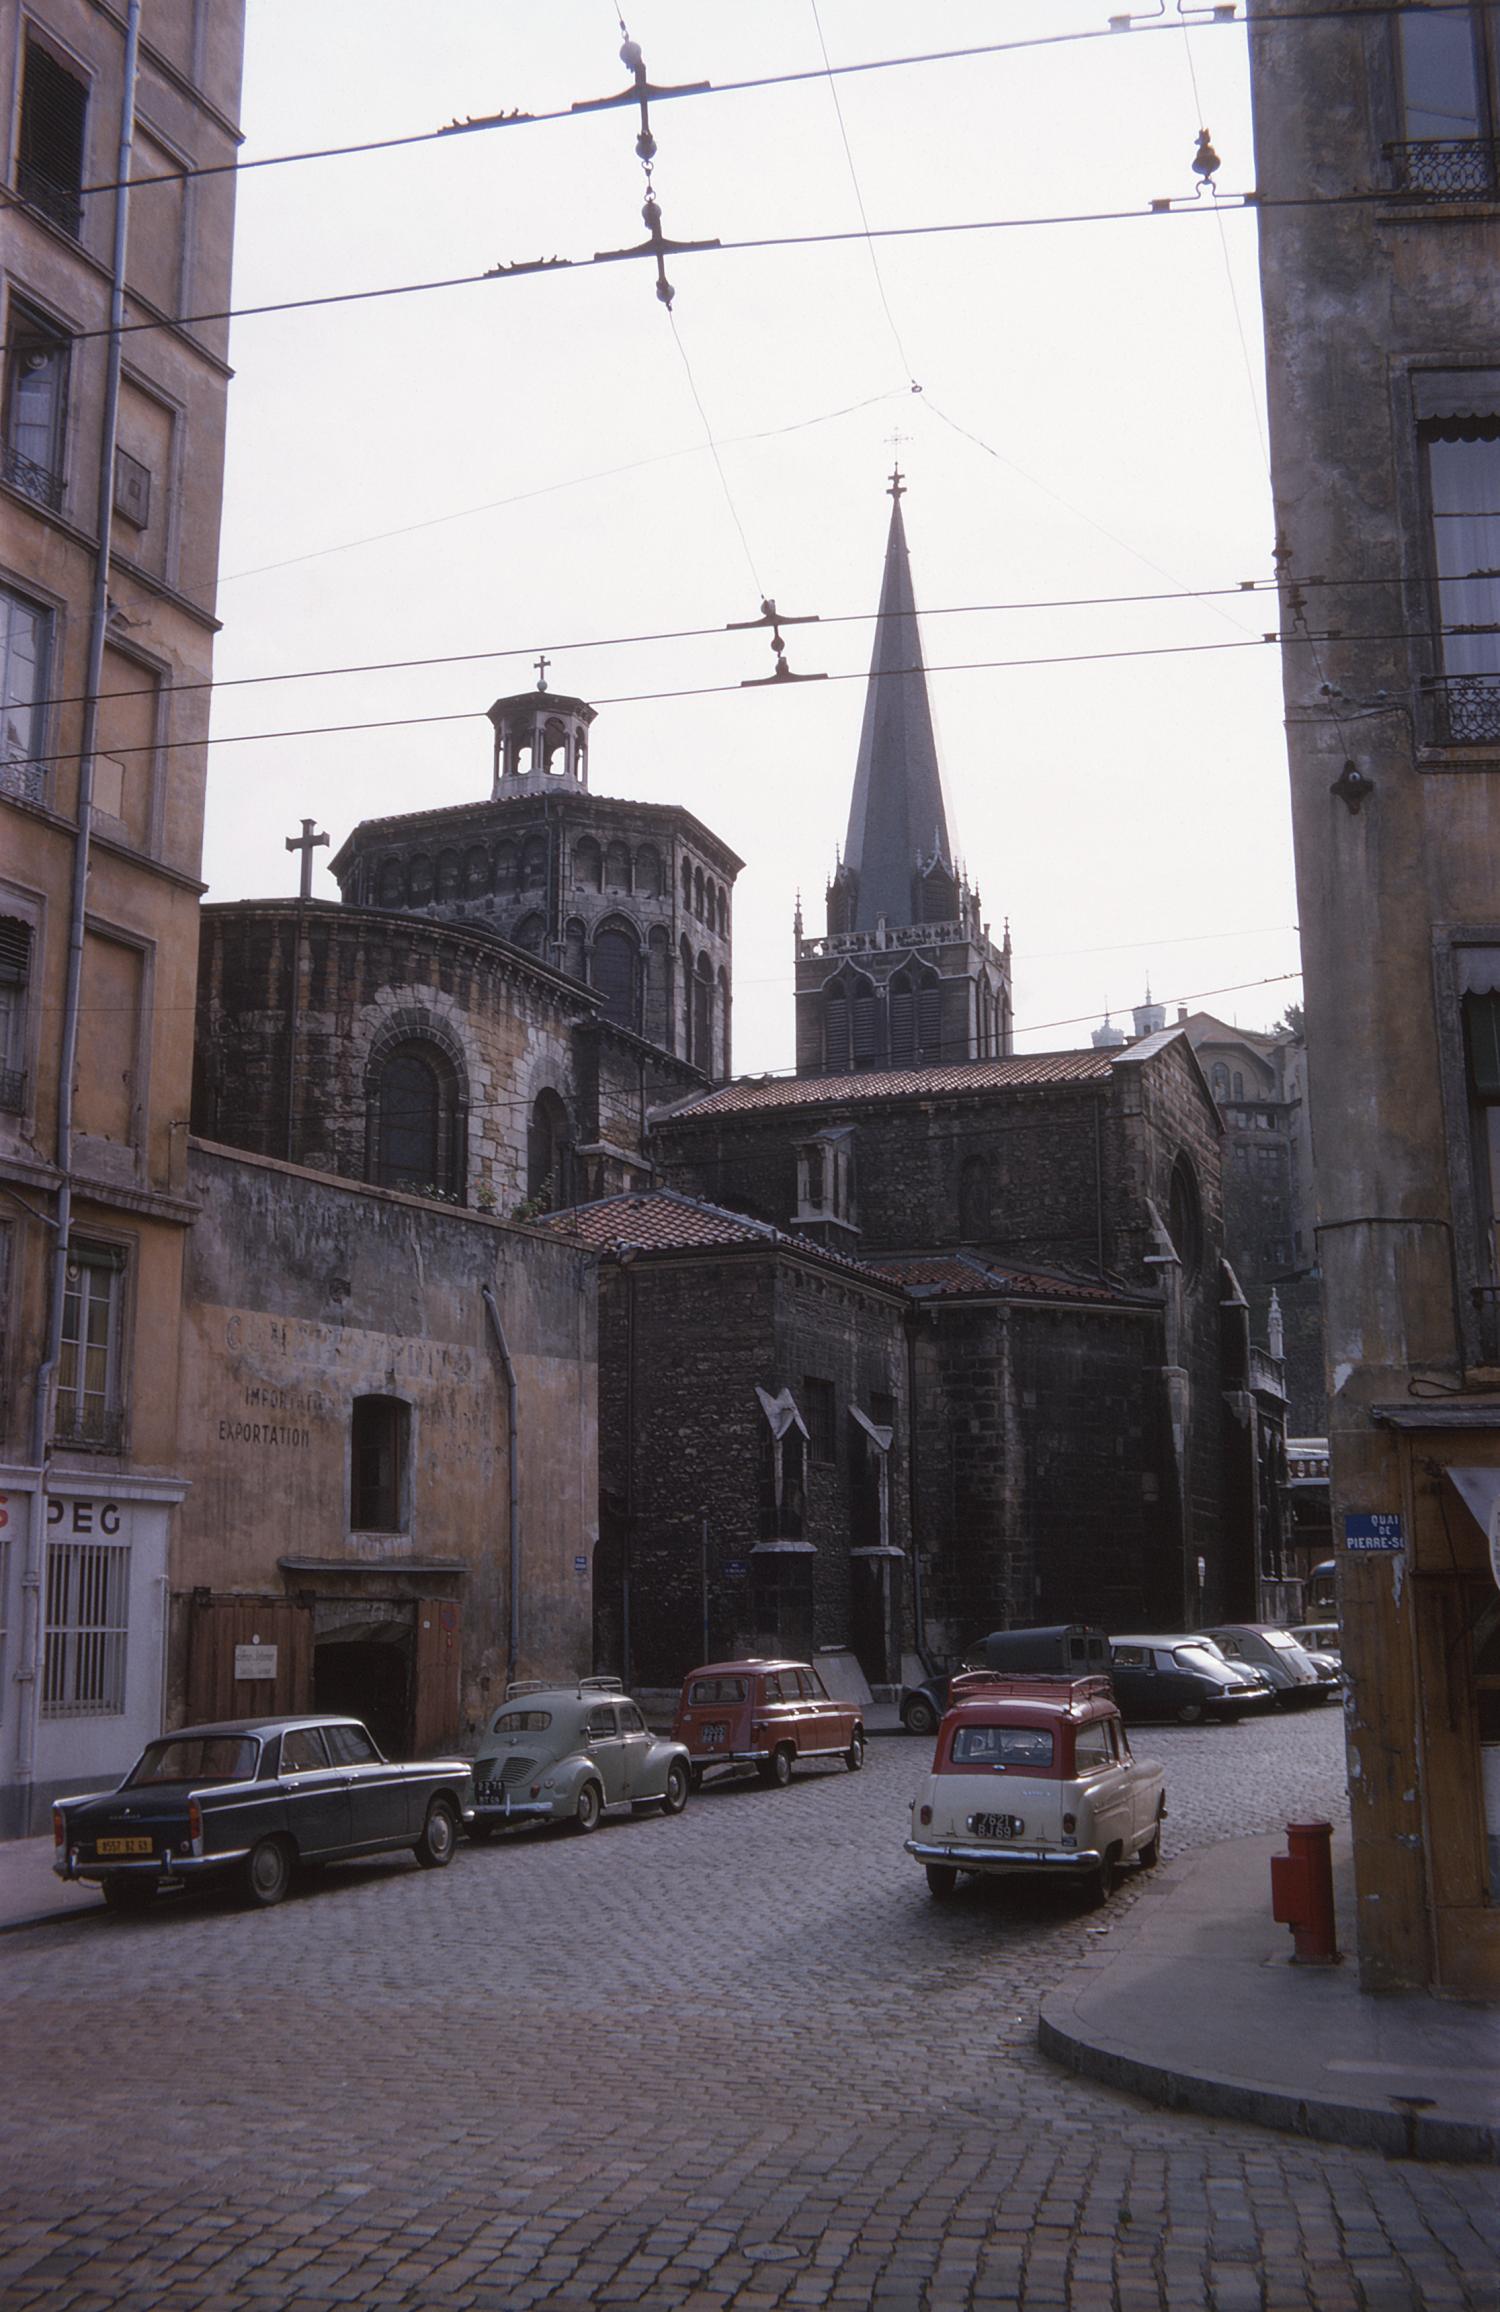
[794, 475, 1012, 1074]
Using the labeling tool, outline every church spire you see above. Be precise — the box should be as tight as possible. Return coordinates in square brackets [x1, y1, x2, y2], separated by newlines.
[840, 477, 955, 934]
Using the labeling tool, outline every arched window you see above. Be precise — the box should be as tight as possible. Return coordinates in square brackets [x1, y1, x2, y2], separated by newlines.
[463, 846, 490, 896]
[572, 837, 602, 891]
[375, 860, 405, 908]
[1231, 1070, 1244, 1100]
[890, 966, 938, 1067]
[593, 921, 640, 1030]
[437, 850, 461, 899]
[495, 842, 518, 894]
[563, 917, 587, 980]
[716, 964, 730, 1078]
[408, 853, 434, 903]
[605, 841, 631, 892]
[1168, 1153, 1203, 1283]
[1211, 1062, 1229, 1098]
[542, 715, 568, 774]
[527, 1088, 573, 1210]
[825, 988, 850, 1072]
[694, 866, 706, 920]
[693, 952, 713, 1071]
[636, 845, 662, 899]
[645, 925, 673, 1046]
[681, 858, 693, 909]
[521, 836, 547, 891]
[959, 1152, 994, 1239]
[368, 1040, 464, 1199]
[512, 911, 545, 953]
[680, 934, 695, 1053]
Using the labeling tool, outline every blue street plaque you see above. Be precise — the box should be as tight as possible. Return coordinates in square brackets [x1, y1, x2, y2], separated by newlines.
[723, 1559, 748, 1582]
[1344, 1512, 1405, 1553]
[573, 1553, 588, 1575]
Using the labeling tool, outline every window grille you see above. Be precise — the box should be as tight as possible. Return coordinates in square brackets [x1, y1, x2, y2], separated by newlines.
[43, 1538, 129, 1716]
[351, 1395, 409, 1532]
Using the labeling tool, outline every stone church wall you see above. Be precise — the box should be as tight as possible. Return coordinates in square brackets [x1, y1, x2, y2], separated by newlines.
[594, 1249, 910, 1688]
[173, 1142, 597, 1749]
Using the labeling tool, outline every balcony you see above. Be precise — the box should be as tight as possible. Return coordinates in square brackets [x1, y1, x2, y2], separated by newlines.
[0, 757, 45, 806]
[52, 1404, 125, 1454]
[1385, 137, 1500, 201]
[1424, 672, 1500, 748]
[1, 439, 63, 513]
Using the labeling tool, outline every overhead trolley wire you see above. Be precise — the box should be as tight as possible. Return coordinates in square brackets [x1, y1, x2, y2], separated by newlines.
[36, 573, 1423, 718]
[62, 3, 1479, 201]
[24, 623, 1449, 770]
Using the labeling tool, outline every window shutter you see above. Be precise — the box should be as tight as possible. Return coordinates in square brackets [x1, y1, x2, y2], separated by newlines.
[0, 917, 31, 985]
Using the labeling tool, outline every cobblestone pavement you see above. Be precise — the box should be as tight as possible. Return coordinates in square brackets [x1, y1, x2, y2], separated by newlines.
[2, 1709, 1495, 2311]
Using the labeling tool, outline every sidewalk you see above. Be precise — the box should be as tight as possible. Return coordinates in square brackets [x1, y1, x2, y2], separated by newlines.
[1039, 1827, 1500, 2164]
[0, 1834, 102, 1933]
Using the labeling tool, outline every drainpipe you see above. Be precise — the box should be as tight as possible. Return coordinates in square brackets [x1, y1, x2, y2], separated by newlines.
[17, 3, 141, 1832]
[481, 1285, 522, 1686]
[905, 1310, 925, 1656]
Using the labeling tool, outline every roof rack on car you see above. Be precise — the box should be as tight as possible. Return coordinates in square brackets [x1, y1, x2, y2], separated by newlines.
[577, 1675, 623, 1693]
[504, 1679, 550, 1699]
[947, 1671, 1115, 1705]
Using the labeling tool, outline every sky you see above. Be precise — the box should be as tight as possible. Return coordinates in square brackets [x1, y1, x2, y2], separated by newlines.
[204, 2, 1301, 1075]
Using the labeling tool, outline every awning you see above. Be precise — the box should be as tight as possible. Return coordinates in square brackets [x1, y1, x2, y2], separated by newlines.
[1445, 1465, 1500, 1589]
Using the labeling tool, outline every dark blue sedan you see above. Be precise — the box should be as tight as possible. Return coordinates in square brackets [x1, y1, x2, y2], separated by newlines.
[53, 1714, 474, 1911]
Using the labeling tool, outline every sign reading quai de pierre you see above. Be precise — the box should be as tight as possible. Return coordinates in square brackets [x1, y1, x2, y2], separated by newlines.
[1344, 1511, 1406, 1553]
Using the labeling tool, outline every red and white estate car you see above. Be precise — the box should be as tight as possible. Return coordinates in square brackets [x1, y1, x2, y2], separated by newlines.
[905, 1672, 1166, 1905]
[672, 1658, 864, 1787]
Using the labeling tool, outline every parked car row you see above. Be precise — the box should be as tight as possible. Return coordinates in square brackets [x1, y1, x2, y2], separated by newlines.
[900, 1619, 1342, 1730]
[54, 1655, 867, 1918]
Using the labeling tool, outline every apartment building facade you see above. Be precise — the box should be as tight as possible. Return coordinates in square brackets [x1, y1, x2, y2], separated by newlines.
[0, 0, 244, 1831]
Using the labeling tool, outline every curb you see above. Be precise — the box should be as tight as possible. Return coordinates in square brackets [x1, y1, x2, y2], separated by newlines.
[1036, 2006, 1500, 2166]
[0, 1901, 99, 1936]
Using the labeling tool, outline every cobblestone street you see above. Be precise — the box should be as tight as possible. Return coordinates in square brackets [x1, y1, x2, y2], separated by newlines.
[2, 1710, 1495, 2311]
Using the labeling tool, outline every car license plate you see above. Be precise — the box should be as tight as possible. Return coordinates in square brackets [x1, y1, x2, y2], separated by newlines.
[971, 1813, 1023, 1840]
[701, 1723, 727, 1748]
[96, 1836, 154, 1856]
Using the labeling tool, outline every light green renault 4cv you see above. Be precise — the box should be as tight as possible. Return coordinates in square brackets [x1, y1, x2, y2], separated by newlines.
[467, 1676, 691, 1838]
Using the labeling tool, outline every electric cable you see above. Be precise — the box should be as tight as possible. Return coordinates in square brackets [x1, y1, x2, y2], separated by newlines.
[57, 2, 1479, 202]
[23, 623, 1452, 770]
[42, 185, 1410, 353]
[50, 571, 1427, 719]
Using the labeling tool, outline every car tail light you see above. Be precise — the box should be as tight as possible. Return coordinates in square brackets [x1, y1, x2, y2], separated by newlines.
[918, 1805, 932, 1827]
[1062, 1812, 1077, 1834]
[52, 1806, 65, 1849]
[187, 1798, 203, 1852]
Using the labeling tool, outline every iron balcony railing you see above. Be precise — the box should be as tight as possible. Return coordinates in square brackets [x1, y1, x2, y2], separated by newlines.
[1425, 672, 1500, 747]
[52, 1404, 126, 1454]
[1385, 137, 1500, 200]
[0, 757, 45, 806]
[1, 439, 63, 512]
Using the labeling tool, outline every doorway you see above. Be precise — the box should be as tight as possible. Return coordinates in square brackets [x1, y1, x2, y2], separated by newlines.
[313, 1614, 413, 1759]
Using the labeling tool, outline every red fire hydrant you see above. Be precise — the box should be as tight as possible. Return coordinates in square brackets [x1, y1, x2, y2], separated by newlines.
[1270, 1819, 1340, 1964]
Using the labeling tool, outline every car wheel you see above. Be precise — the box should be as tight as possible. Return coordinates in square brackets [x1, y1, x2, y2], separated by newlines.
[571, 1780, 603, 1834]
[1176, 1699, 1206, 1725]
[759, 1746, 794, 1789]
[101, 1877, 157, 1914]
[1085, 1850, 1119, 1908]
[844, 1730, 865, 1773]
[414, 1798, 458, 1869]
[660, 1761, 690, 1815]
[687, 1764, 704, 1793]
[925, 1864, 958, 1900]
[902, 1696, 938, 1737]
[1140, 1802, 1165, 1869]
[242, 1836, 294, 1909]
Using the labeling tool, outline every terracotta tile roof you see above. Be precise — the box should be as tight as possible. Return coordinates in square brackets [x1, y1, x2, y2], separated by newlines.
[871, 1250, 1143, 1307]
[536, 1189, 900, 1289]
[663, 1050, 1115, 1120]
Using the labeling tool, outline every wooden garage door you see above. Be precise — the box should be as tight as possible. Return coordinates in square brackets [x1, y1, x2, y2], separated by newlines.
[410, 1597, 462, 1756]
[186, 1596, 312, 1723]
